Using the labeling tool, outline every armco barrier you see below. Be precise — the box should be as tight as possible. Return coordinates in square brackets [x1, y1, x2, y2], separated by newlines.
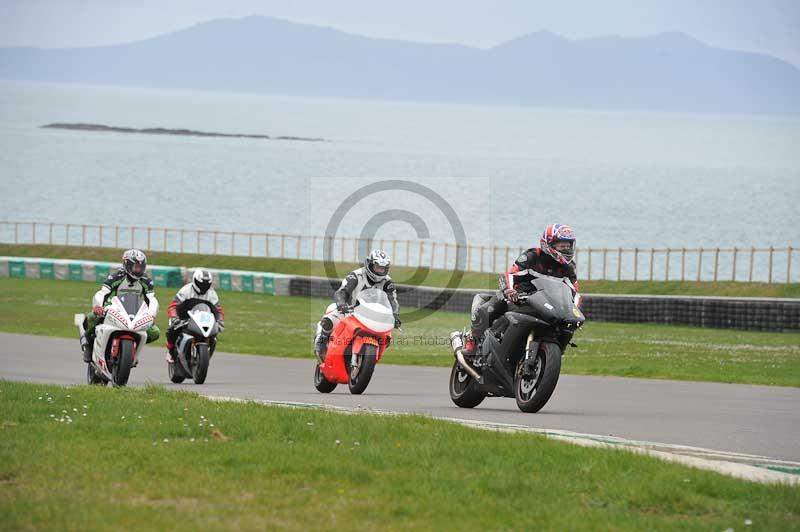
[2, 256, 798, 332]
[286, 276, 800, 332]
[0, 257, 286, 295]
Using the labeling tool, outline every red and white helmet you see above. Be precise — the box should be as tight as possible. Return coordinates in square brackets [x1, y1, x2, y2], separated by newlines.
[122, 249, 147, 280]
[540, 224, 576, 265]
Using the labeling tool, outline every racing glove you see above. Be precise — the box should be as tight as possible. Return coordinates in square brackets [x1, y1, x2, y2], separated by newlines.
[336, 302, 350, 314]
[217, 320, 225, 332]
[503, 287, 519, 303]
[394, 315, 402, 329]
[92, 305, 106, 317]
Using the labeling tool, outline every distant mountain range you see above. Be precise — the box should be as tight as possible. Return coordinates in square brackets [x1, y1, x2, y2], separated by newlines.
[2, 15, 799, 114]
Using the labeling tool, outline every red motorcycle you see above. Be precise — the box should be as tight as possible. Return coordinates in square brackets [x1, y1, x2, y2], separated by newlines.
[314, 288, 394, 394]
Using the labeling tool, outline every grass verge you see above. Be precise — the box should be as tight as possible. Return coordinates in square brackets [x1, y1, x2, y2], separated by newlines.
[2, 278, 799, 387]
[3, 243, 799, 297]
[1, 380, 798, 531]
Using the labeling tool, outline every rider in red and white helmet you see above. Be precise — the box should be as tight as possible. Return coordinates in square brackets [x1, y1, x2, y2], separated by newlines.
[461, 224, 579, 355]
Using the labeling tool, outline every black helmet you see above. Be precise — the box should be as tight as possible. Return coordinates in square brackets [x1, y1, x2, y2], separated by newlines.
[122, 249, 147, 280]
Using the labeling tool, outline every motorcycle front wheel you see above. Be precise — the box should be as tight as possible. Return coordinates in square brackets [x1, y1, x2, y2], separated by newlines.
[514, 342, 562, 413]
[112, 339, 134, 386]
[348, 344, 377, 395]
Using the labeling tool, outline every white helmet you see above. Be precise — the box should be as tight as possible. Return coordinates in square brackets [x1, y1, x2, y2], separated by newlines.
[192, 269, 213, 295]
[364, 249, 391, 283]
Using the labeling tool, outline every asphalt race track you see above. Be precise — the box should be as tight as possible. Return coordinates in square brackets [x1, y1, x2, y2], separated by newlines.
[1, 332, 798, 463]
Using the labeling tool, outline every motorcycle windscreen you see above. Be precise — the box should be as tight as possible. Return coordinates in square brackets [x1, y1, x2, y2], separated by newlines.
[188, 304, 216, 338]
[117, 293, 142, 318]
[354, 288, 394, 333]
[530, 276, 580, 322]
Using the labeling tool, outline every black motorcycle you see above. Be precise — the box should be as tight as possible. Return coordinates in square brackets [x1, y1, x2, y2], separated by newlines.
[168, 298, 220, 385]
[449, 272, 585, 413]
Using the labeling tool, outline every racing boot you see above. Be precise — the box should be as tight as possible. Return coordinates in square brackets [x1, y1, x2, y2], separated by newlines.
[80, 334, 93, 363]
[314, 331, 330, 362]
[165, 343, 177, 364]
[450, 330, 476, 356]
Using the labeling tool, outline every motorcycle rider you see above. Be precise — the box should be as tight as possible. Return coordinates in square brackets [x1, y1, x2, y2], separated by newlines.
[314, 249, 401, 359]
[461, 224, 580, 355]
[165, 268, 225, 363]
[80, 249, 160, 362]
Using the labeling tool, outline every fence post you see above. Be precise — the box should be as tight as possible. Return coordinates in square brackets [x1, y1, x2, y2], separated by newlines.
[681, 248, 685, 281]
[181, 229, 185, 254]
[114, 225, 119, 248]
[732, 247, 738, 281]
[713, 248, 720, 282]
[99, 224, 103, 247]
[147, 228, 151, 250]
[66, 224, 71, 245]
[587, 248, 592, 280]
[49, 222, 53, 245]
[213, 231, 218, 255]
[296, 236, 301, 259]
[492, 246, 497, 272]
[634, 248, 639, 281]
[14, 222, 18, 244]
[749, 247, 755, 282]
[230, 232, 234, 256]
[248, 233, 253, 257]
[431, 242, 436, 268]
[196, 231, 201, 254]
[280, 234, 285, 258]
[697, 248, 703, 282]
[32, 222, 36, 244]
[129, 226, 134, 248]
[392, 240, 398, 265]
[354, 238, 359, 262]
[768, 246, 774, 284]
[444, 243, 449, 270]
[617, 247, 622, 281]
[406, 240, 411, 267]
[602, 248, 607, 280]
[649, 248, 654, 281]
[419, 241, 424, 267]
[164, 228, 169, 252]
[340, 237, 345, 263]
[264, 234, 269, 257]
[788, 246, 793, 283]
[665, 249, 670, 281]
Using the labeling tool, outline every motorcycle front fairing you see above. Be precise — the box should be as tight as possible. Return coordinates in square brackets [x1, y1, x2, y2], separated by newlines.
[320, 289, 393, 384]
[93, 294, 152, 379]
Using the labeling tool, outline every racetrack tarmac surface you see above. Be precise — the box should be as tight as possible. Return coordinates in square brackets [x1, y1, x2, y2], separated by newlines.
[2, 332, 798, 462]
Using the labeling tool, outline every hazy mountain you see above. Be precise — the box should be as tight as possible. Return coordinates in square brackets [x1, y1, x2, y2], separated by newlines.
[1, 15, 798, 114]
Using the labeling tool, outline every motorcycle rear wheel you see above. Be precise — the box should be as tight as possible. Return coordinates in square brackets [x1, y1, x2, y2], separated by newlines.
[86, 362, 106, 386]
[449, 361, 485, 408]
[314, 364, 337, 393]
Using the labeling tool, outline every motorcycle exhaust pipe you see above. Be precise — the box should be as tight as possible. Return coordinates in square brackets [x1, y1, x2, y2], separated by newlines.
[450, 331, 482, 383]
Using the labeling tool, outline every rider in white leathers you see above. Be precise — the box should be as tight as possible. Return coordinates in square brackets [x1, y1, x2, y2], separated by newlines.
[314, 249, 400, 359]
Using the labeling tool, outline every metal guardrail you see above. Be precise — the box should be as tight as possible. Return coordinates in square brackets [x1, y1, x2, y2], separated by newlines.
[0, 221, 796, 283]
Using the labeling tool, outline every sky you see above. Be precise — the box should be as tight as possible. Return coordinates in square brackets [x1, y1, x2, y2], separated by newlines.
[1, 0, 799, 67]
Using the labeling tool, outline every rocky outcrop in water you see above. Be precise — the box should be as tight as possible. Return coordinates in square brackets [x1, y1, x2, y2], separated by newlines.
[41, 123, 325, 142]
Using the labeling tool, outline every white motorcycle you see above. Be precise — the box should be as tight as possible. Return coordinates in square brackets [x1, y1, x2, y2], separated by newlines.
[74, 292, 156, 386]
[168, 299, 220, 385]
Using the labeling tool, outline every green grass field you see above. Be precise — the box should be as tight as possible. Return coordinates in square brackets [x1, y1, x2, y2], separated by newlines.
[4, 243, 800, 297]
[2, 277, 799, 387]
[1, 380, 798, 531]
